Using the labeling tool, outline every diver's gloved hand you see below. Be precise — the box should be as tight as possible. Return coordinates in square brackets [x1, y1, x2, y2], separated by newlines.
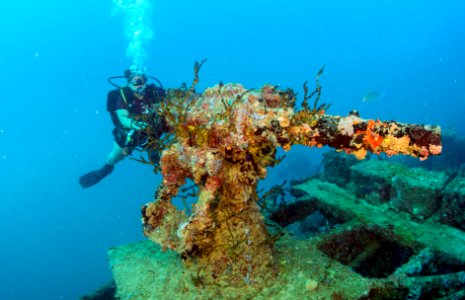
[131, 120, 149, 131]
[79, 164, 114, 188]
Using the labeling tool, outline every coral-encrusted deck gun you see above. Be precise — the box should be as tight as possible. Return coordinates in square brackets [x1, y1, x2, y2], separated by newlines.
[140, 64, 441, 287]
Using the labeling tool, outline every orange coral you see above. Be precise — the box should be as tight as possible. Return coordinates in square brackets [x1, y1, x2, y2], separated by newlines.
[362, 119, 384, 149]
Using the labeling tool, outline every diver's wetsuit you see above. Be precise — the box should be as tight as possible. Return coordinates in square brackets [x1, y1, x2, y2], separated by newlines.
[78, 84, 168, 189]
[107, 84, 167, 150]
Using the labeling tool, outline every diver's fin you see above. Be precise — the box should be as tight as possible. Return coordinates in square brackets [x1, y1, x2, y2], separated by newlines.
[79, 164, 114, 188]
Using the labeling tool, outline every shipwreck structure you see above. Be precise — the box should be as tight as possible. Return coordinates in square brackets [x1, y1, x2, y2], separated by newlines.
[133, 64, 443, 294]
[107, 153, 465, 299]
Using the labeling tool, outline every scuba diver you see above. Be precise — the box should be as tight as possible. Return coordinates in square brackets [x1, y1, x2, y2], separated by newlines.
[79, 67, 168, 188]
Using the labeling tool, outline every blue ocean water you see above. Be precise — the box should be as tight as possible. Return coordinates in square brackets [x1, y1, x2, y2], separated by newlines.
[0, 0, 464, 299]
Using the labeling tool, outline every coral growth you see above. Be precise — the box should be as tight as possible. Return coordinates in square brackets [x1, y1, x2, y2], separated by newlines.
[140, 66, 442, 288]
[109, 151, 465, 300]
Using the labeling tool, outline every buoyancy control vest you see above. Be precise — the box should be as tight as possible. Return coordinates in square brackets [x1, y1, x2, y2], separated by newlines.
[106, 84, 166, 129]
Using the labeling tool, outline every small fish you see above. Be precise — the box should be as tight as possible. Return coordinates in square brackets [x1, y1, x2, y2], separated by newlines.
[361, 91, 386, 103]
